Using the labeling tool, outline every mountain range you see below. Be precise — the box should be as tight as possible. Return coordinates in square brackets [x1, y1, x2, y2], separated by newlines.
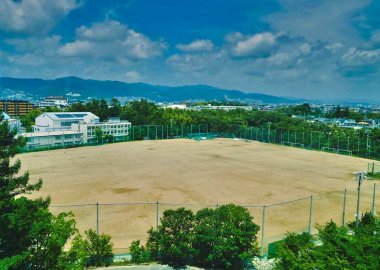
[0, 76, 301, 104]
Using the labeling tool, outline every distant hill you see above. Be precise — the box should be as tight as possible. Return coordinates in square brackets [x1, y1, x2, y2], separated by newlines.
[0, 76, 301, 104]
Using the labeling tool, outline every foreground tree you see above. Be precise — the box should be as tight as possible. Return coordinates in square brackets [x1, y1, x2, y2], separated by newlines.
[193, 204, 260, 269]
[0, 115, 80, 269]
[147, 208, 195, 268]
[138, 205, 260, 269]
[275, 215, 380, 270]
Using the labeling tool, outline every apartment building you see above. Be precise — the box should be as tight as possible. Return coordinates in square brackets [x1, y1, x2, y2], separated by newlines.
[0, 100, 34, 117]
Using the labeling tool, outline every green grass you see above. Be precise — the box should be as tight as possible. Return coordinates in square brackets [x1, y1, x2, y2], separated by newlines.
[367, 172, 380, 180]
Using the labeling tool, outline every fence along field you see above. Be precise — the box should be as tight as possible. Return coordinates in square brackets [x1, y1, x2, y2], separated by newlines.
[19, 138, 379, 255]
[21, 123, 379, 160]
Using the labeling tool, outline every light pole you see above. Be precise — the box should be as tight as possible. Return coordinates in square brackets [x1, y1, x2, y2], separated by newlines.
[170, 119, 173, 138]
[267, 122, 272, 143]
[365, 130, 371, 157]
[353, 171, 366, 227]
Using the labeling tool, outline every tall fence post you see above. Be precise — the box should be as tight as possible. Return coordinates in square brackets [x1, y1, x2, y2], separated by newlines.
[342, 189, 347, 226]
[308, 195, 313, 233]
[96, 202, 99, 234]
[372, 183, 377, 216]
[261, 205, 266, 256]
[156, 201, 159, 230]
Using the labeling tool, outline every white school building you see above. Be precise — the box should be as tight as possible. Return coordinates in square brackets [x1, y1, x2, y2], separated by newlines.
[23, 112, 131, 148]
[22, 130, 83, 150]
[33, 112, 100, 132]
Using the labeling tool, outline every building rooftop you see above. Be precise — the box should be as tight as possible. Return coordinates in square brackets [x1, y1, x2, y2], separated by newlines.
[41, 112, 99, 121]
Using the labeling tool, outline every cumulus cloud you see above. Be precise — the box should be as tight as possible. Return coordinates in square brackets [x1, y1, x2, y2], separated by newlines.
[341, 47, 380, 67]
[167, 51, 226, 73]
[230, 32, 277, 58]
[266, 0, 371, 44]
[58, 20, 166, 60]
[0, 0, 80, 35]
[176, 39, 214, 52]
[125, 71, 141, 82]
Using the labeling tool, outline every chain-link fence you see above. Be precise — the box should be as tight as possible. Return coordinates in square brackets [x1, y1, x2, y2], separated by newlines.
[20, 124, 380, 160]
[238, 126, 377, 158]
[368, 162, 380, 174]
[50, 183, 378, 256]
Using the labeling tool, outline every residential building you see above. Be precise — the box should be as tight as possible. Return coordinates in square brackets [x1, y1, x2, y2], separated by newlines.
[1, 112, 21, 132]
[0, 100, 34, 117]
[37, 96, 69, 108]
[33, 112, 99, 132]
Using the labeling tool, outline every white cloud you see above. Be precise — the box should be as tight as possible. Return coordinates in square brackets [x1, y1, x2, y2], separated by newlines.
[0, 0, 80, 35]
[341, 47, 380, 67]
[230, 32, 277, 58]
[266, 0, 371, 44]
[58, 40, 92, 57]
[125, 71, 141, 82]
[176, 39, 214, 52]
[58, 20, 166, 60]
[167, 51, 226, 73]
[224, 32, 244, 43]
[5, 35, 62, 54]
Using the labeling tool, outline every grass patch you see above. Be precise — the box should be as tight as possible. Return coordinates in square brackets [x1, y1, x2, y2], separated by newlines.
[367, 172, 380, 180]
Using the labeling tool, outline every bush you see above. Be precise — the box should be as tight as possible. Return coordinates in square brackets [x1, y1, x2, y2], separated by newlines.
[275, 214, 380, 270]
[147, 208, 195, 268]
[141, 205, 260, 269]
[193, 204, 260, 269]
[130, 240, 152, 264]
[79, 229, 114, 267]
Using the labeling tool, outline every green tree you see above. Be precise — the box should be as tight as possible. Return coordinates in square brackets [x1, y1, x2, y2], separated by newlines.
[108, 98, 121, 117]
[193, 204, 260, 269]
[20, 109, 43, 132]
[94, 127, 103, 143]
[0, 114, 80, 269]
[81, 229, 114, 267]
[130, 240, 152, 264]
[147, 208, 195, 268]
[275, 217, 380, 270]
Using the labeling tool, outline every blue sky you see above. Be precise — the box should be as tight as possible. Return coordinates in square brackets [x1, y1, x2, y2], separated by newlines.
[1, 0, 380, 101]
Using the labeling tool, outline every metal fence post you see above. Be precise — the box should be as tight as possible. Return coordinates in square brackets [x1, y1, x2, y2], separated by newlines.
[308, 195, 313, 233]
[96, 202, 99, 234]
[342, 189, 347, 226]
[372, 183, 377, 216]
[261, 205, 266, 256]
[156, 201, 159, 230]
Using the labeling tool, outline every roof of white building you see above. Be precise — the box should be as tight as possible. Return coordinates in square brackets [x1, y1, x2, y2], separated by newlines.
[1, 112, 12, 120]
[40, 112, 99, 121]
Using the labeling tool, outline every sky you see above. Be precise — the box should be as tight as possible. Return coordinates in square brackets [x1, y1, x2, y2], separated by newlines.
[1, 0, 380, 102]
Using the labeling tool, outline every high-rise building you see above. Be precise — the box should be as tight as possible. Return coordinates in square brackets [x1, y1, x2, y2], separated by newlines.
[0, 100, 34, 117]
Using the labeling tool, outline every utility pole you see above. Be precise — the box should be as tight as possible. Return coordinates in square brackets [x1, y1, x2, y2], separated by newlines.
[267, 122, 272, 143]
[353, 171, 366, 227]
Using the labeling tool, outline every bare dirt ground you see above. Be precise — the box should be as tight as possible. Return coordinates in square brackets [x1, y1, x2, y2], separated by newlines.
[18, 139, 378, 252]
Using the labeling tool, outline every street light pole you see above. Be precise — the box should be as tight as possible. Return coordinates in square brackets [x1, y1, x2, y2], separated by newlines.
[353, 171, 366, 227]
[267, 122, 272, 143]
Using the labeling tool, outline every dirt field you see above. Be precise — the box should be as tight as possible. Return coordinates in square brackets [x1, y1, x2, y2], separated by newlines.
[18, 139, 378, 252]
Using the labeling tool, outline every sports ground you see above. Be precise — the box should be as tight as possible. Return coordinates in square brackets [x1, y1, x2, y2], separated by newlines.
[18, 138, 378, 252]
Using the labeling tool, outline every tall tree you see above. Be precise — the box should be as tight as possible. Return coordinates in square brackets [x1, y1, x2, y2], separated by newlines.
[0, 115, 79, 269]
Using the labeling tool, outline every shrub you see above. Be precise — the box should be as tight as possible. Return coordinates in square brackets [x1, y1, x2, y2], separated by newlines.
[141, 205, 260, 269]
[130, 240, 152, 264]
[147, 208, 195, 268]
[193, 204, 260, 269]
[81, 229, 114, 267]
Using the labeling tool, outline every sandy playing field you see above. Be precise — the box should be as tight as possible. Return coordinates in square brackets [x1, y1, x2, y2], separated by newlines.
[18, 139, 378, 252]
